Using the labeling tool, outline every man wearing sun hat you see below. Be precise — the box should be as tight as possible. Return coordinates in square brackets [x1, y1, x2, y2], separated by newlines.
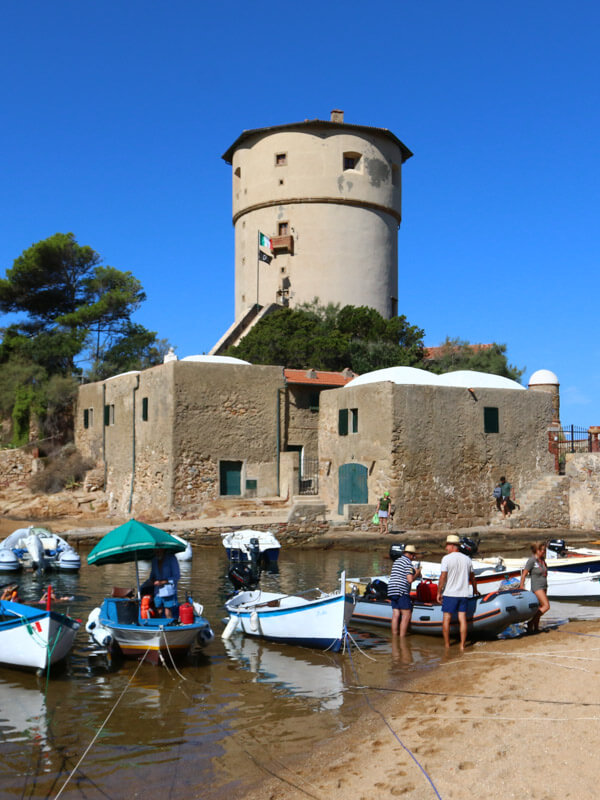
[436, 534, 478, 650]
[388, 544, 422, 637]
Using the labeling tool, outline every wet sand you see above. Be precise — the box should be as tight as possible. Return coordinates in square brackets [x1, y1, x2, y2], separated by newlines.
[241, 620, 600, 800]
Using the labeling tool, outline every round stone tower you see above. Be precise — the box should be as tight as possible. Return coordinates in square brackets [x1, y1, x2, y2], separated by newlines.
[528, 369, 560, 423]
[222, 110, 412, 320]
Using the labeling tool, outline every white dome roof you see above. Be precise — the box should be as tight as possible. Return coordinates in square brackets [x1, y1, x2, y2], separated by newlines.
[181, 355, 251, 365]
[528, 369, 559, 386]
[345, 367, 524, 390]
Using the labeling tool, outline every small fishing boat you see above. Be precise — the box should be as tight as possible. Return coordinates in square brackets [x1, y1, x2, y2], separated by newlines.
[0, 598, 80, 671]
[222, 529, 281, 566]
[85, 519, 213, 666]
[222, 572, 353, 652]
[349, 578, 539, 638]
[0, 527, 80, 572]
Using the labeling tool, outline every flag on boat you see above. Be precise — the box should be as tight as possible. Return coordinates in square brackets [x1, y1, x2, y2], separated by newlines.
[259, 232, 272, 250]
[258, 250, 272, 264]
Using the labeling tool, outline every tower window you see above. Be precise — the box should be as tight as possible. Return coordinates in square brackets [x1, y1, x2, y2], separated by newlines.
[275, 153, 287, 166]
[234, 166, 241, 178]
[278, 221, 289, 236]
[343, 151, 361, 171]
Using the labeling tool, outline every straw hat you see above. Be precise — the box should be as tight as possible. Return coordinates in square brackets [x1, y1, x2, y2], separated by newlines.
[404, 545, 417, 554]
[446, 534, 460, 544]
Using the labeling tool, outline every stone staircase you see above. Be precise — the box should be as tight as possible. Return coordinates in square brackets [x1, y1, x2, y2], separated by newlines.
[494, 474, 570, 529]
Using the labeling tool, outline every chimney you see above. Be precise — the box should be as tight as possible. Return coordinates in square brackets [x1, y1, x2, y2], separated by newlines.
[330, 109, 344, 123]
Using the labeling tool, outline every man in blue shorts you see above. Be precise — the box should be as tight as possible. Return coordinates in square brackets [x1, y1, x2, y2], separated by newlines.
[388, 544, 422, 637]
[436, 534, 478, 650]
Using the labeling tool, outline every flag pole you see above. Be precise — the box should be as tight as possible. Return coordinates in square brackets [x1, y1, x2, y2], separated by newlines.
[256, 230, 260, 307]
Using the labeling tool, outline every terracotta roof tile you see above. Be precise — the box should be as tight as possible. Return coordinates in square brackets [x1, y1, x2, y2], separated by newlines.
[284, 368, 356, 387]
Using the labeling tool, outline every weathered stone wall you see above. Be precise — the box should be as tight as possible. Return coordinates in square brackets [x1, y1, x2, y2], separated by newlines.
[567, 453, 600, 530]
[285, 385, 320, 458]
[171, 362, 285, 511]
[319, 382, 555, 527]
[0, 448, 36, 487]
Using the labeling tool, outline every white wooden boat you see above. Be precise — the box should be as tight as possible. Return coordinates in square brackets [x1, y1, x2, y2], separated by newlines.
[86, 598, 214, 665]
[223, 572, 353, 652]
[86, 519, 214, 665]
[0, 598, 80, 670]
[222, 529, 281, 566]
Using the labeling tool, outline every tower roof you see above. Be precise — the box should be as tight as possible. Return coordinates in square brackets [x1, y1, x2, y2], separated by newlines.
[222, 118, 413, 165]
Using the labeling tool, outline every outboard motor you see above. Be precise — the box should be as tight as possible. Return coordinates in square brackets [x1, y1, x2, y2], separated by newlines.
[363, 579, 389, 601]
[459, 535, 479, 557]
[227, 537, 262, 591]
[389, 543, 406, 561]
[547, 538, 567, 557]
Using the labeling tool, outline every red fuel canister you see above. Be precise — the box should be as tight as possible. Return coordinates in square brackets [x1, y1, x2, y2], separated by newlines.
[179, 601, 194, 625]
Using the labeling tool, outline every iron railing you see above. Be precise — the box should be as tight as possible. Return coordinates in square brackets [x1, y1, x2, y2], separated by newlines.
[299, 458, 319, 495]
[550, 425, 592, 474]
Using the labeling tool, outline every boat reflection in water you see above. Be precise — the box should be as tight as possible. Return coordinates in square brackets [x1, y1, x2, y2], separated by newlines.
[223, 636, 345, 710]
[0, 673, 48, 748]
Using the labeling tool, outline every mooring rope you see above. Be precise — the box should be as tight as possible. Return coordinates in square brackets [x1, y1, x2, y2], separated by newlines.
[344, 626, 443, 800]
[52, 646, 151, 800]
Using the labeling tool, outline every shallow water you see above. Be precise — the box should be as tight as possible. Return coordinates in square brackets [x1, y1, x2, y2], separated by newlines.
[0, 543, 599, 799]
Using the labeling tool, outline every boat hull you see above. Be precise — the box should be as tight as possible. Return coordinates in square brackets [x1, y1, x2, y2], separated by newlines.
[224, 576, 353, 652]
[352, 589, 538, 637]
[478, 556, 600, 598]
[0, 600, 80, 670]
[86, 598, 214, 665]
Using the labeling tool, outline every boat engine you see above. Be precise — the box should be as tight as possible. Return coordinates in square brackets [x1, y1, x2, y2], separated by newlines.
[363, 579, 389, 601]
[547, 538, 567, 557]
[228, 537, 261, 591]
[459, 535, 479, 557]
[389, 543, 405, 561]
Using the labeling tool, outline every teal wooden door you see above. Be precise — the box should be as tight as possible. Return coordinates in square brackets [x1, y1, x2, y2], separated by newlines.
[220, 460, 242, 495]
[338, 463, 368, 514]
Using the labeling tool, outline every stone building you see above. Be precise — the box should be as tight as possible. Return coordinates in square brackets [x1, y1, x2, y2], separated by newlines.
[317, 367, 556, 528]
[220, 109, 412, 328]
[75, 356, 354, 517]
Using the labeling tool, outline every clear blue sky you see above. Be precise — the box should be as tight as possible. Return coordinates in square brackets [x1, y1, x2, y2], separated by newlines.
[1, 1, 598, 426]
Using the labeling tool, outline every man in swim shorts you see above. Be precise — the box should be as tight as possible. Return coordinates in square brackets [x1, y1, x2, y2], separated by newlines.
[436, 534, 478, 650]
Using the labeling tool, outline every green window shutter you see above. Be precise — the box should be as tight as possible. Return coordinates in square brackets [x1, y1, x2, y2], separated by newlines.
[484, 406, 499, 433]
[142, 397, 148, 421]
[104, 405, 110, 426]
[83, 409, 89, 429]
[351, 408, 359, 433]
[338, 409, 348, 436]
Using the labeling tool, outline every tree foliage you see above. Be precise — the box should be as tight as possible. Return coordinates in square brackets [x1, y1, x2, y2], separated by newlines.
[0, 233, 168, 446]
[226, 301, 425, 371]
[424, 337, 524, 382]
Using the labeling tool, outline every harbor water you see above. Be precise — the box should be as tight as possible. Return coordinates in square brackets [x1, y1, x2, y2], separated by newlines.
[1, 542, 599, 799]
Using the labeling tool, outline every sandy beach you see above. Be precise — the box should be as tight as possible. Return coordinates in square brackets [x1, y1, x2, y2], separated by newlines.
[240, 619, 600, 800]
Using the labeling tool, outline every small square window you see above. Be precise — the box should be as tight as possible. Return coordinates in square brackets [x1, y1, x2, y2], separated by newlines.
[309, 391, 320, 412]
[275, 153, 287, 166]
[278, 221, 289, 236]
[484, 407, 499, 434]
[343, 151, 361, 171]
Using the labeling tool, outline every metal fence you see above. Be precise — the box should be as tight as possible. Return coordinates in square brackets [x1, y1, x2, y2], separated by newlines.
[299, 458, 319, 495]
[550, 425, 592, 474]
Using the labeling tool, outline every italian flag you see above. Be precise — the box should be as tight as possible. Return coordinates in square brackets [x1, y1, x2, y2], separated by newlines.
[259, 232, 272, 250]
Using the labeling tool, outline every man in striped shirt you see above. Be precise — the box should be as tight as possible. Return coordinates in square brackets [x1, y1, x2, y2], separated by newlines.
[388, 545, 422, 637]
